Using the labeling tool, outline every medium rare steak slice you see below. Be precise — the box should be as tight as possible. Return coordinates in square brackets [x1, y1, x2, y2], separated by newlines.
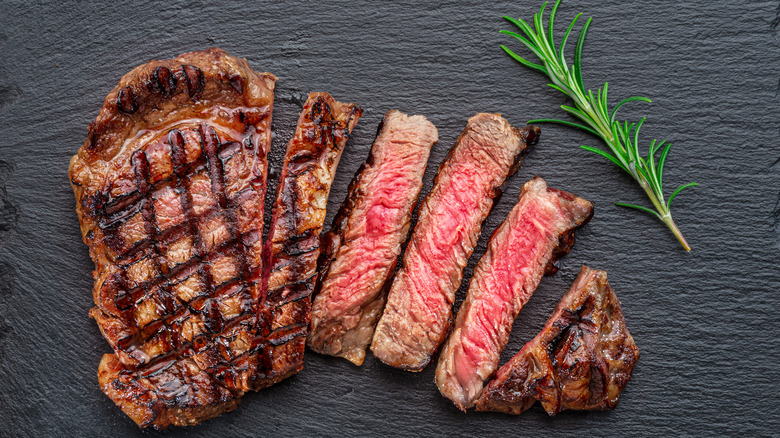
[371, 113, 540, 371]
[69, 48, 276, 428]
[475, 266, 639, 415]
[435, 177, 593, 410]
[253, 92, 361, 387]
[309, 110, 438, 365]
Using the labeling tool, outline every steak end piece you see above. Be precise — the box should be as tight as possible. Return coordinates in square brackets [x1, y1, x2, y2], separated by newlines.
[475, 266, 640, 415]
[371, 113, 540, 371]
[309, 110, 438, 365]
[98, 354, 241, 429]
[252, 92, 362, 387]
[70, 48, 276, 429]
[435, 177, 593, 411]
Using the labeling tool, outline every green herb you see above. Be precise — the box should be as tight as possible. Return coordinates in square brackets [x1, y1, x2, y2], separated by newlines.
[501, 0, 698, 251]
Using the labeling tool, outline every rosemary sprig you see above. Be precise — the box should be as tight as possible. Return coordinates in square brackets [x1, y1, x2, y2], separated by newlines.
[501, 0, 698, 251]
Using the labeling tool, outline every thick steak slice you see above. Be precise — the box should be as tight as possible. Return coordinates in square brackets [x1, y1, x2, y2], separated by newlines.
[309, 110, 438, 365]
[70, 48, 276, 428]
[435, 177, 593, 410]
[251, 92, 362, 388]
[475, 266, 640, 415]
[371, 113, 540, 371]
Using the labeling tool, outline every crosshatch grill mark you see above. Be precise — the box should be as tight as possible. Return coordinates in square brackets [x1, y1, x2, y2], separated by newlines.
[94, 123, 267, 383]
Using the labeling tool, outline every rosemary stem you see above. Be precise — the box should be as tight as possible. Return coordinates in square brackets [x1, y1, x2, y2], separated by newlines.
[637, 180, 691, 252]
[663, 215, 691, 252]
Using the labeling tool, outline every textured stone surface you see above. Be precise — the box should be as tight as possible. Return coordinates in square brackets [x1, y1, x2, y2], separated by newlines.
[0, 0, 778, 435]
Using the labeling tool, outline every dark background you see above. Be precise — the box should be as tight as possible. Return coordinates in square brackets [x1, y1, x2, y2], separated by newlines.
[0, 0, 778, 436]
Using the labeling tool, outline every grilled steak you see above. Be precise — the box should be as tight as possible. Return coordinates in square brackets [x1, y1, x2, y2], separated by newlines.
[256, 92, 362, 385]
[69, 48, 276, 428]
[371, 113, 540, 371]
[475, 266, 639, 415]
[435, 177, 593, 410]
[309, 110, 438, 365]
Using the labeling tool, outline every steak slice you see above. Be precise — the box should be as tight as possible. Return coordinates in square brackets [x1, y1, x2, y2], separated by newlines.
[435, 177, 593, 410]
[309, 110, 438, 365]
[252, 92, 362, 388]
[69, 48, 276, 428]
[371, 113, 540, 371]
[475, 266, 640, 415]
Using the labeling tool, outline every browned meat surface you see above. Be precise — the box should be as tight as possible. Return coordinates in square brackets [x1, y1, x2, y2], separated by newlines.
[98, 354, 240, 428]
[475, 266, 639, 415]
[254, 92, 362, 387]
[69, 48, 276, 429]
[371, 113, 540, 371]
[436, 177, 593, 410]
[309, 110, 438, 365]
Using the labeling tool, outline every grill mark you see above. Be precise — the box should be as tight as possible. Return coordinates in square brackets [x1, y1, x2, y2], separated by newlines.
[269, 284, 316, 307]
[131, 150, 165, 277]
[169, 129, 188, 176]
[201, 124, 251, 298]
[182, 65, 205, 100]
[266, 324, 307, 346]
[280, 239, 318, 257]
[202, 125, 229, 210]
[152, 66, 177, 96]
[169, 126, 202, 274]
[105, 192, 143, 216]
[117, 86, 138, 114]
[267, 275, 314, 299]
[100, 157, 208, 229]
[200, 264, 222, 334]
[218, 141, 241, 161]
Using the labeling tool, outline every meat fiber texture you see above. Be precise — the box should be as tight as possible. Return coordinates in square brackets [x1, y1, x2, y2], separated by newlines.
[371, 113, 540, 371]
[69, 47, 360, 429]
[258, 92, 362, 387]
[475, 266, 640, 415]
[435, 177, 593, 411]
[309, 110, 438, 365]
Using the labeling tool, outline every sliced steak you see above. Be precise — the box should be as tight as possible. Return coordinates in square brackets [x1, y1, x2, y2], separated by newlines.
[475, 266, 640, 415]
[435, 177, 593, 410]
[70, 48, 276, 429]
[252, 92, 362, 387]
[309, 110, 438, 365]
[371, 113, 540, 371]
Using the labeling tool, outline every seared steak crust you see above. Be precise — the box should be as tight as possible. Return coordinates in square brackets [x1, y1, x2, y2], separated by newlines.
[309, 110, 438, 365]
[475, 266, 639, 415]
[98, 354, 240, 428]
[435, 177, 593, 410]
[371, 113, 540, 371]
[70, 48, 276, 428]
[254, 92, 362, 387]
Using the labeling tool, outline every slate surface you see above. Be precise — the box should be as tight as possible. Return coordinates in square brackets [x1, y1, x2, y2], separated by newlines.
[0, 0, 778, 436]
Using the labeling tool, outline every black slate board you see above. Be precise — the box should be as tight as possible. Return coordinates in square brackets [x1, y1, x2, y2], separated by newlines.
[0, 0, 778, 436]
